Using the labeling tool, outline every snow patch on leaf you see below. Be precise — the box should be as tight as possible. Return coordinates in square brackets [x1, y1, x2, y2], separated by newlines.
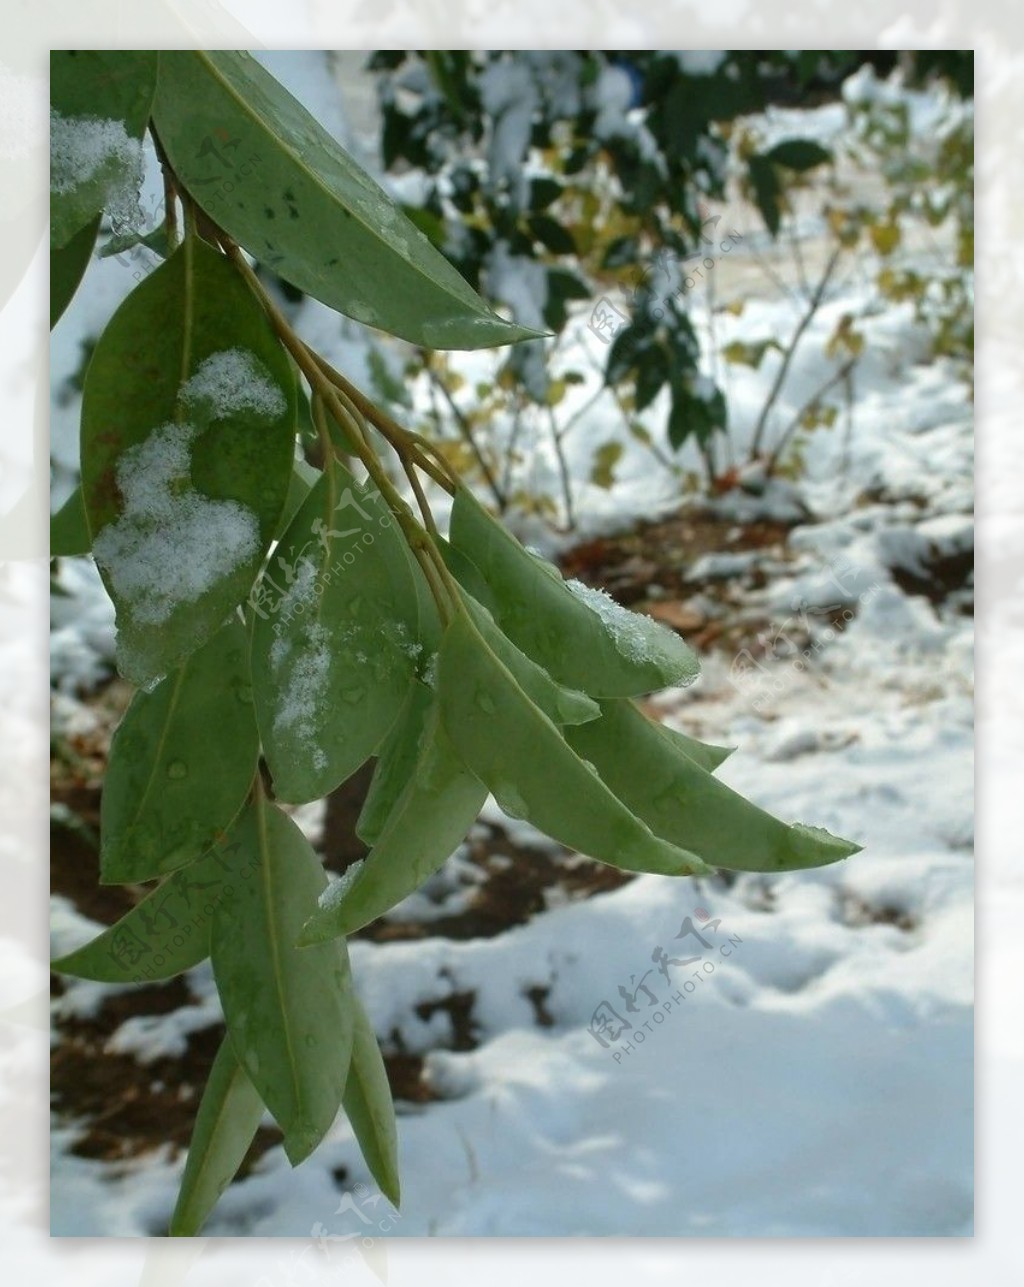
[92, 421, 259, 627]
[560, 579, 694, 689]
[50, 108, 144, 230]
[269, 573, 332, 774]
[316, 859, 365, 912]
[180, 348, 288, 423]
[566, 578, 660, 667]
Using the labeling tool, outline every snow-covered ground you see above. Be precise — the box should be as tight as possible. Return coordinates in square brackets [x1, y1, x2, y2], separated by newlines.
[47, 53, 973, 1238]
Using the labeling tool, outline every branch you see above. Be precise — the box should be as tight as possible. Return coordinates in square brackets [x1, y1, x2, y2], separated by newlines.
[422, 357, 507, 512]
[765, 354, 858, 476]
[749, 245, 842, 462]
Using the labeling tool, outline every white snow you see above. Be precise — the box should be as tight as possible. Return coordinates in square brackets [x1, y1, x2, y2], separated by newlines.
[180, 348, 287, 423]
[91, 420, 260, 627]
[674, 51, 727, 77]
[47, 53, 976, 1243]
[271, 614, 332, 774]
[49, 108, 144, 231]
[317, 860, 366, 913]
[479, 60, 537, 190]
[565, 577, 661, 668]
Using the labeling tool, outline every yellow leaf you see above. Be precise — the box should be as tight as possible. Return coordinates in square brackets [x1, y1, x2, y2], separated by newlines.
[870, 220, 901, 256]
[590, 440, 624, 489]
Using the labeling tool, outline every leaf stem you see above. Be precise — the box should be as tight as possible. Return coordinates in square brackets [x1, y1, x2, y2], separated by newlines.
[309, 350, 457, 493]
[217, 232, 465, 626]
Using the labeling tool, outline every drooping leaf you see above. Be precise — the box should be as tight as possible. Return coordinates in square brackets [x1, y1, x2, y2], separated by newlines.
[461, 591, 600, 726]
[50, 484, 91, 557]
[438, 536, 499, 614]
[300, 679, 486, 943]
[659, 723, 734, 773]
[276, 455, 321, 537]
[354, 585, 595, 853]
[250, 464, 420, 804]
[51, 838, 240, 983]
[342, 995, 401, 1205]
[99, 617, 259, 884]
[437, 612, 711, 877]
[355, 681, 431, 848]
[168, 1036, 266, 1237]
[152, 51, 544, 350]
[81, 235, 296, 685]
[50, 214, 98, 328]
[211, 788, 354, 1165]
[566, 699, 860, 871]
[448, 487, 700, 697]
[50, 50, 157, 249]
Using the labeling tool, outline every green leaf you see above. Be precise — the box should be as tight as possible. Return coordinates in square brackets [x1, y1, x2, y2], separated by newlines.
[668, 381, 727, 450]
[748, 154, 781, 238]
[634, 346, 669, 412]
[168, 1036, 266, 1237]
[276, 456, 321, 537]
[438, 537, 499, 615]
[660, 725, 734, 774]
[448, 487, 700, 697]
[530, 177, 563, 211]
[437, 612, 711, 877]
[300, 679, 486, 943]
[50, 51, 157, 249]
[250, 465, 420, 804]
[528, 214, 576, 255]
[99, 618, 259, 884]
[152, 52, 543, 350]
[50, 485, 91, 556]
[81, 235, 296, 685]
[342, 995, 401, 1205]
[460, 591, 600, 726]
[355, 681, 432, 847]
[602, 234, 640, 270]
[98, 223, 171, 262]
[51, 839, 239, 983]
[50, 215, 98, 328]
[566, 699, 860, 871]
[764, 139, 832, 172]
[211, 788, 355, 1165]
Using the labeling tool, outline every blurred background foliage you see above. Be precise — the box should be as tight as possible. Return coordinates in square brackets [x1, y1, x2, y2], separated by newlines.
[335, 50, 972, 526]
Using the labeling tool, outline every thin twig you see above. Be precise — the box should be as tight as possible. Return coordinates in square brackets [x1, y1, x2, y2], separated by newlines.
[500, 388, 526, 502]
[765, 354, 858, 476]
[748, 245, 842, 462]
[401, 455, 438, 540]
[422, 358, 506, 511]
[309, 350, 456, 492]
[547, 407, 575, 532]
